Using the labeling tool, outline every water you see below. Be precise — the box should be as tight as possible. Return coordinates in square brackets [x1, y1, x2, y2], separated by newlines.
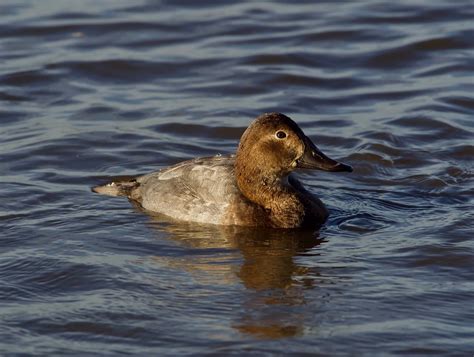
[1, 0, 473, 355]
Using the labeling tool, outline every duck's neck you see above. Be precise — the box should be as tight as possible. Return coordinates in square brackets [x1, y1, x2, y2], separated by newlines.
[235, 160, 305, 228]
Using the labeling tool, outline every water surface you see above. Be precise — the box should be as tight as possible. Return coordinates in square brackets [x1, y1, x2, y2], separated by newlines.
[1, 0, 473, 355]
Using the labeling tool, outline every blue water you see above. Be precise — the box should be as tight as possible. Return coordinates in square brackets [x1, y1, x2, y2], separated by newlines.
[1, 0, 473, 355]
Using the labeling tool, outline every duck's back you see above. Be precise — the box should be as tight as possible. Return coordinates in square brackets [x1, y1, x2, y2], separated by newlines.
[135, 155, 244, 224]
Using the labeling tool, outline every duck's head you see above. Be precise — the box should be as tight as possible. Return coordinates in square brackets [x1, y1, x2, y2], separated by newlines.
[235, 112, 352, 180]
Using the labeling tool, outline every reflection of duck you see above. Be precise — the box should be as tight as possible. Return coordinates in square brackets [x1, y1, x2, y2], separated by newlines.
[146, 218, 325, 339]
[93, 113, 352, 228]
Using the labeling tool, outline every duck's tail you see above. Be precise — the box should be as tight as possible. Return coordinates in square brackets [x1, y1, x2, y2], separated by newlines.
[91, 178, 140, 197]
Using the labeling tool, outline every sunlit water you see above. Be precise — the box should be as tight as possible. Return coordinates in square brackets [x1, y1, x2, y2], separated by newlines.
[1, 0, 473, 355]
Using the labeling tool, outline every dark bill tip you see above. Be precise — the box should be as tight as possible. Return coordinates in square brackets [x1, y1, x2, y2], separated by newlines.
[296, 136, 353, 173]
[329, 162, 353, 172]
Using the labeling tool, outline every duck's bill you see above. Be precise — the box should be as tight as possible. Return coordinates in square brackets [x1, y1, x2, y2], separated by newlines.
[296, 137, 353, 172]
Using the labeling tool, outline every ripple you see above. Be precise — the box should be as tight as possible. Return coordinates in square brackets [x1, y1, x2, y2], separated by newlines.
[338, 213, 393, 233]
[440, 95, 474, 114]
[1, 69, 54, 86]
[48, 58, 221, 84]
[0, 92, 30, 103]
[0, 257, 104, 300]
[1, 0, 473, 355]
[415, 63, 474, 78]
[387, 116, 472, 139]
[263, 73, 367, 90]
[151, 122, 244, 140]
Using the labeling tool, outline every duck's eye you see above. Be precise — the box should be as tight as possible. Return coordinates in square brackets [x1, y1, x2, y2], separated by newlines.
[275, 131, 287, 139]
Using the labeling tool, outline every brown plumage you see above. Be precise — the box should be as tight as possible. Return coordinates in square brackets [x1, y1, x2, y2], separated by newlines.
[92, 113, 352, 228]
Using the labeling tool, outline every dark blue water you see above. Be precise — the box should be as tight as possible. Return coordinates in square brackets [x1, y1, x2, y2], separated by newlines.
[1, 0, 473, 355]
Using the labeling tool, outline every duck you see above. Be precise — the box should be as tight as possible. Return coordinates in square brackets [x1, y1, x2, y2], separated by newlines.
[92, 112, 352, 228]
